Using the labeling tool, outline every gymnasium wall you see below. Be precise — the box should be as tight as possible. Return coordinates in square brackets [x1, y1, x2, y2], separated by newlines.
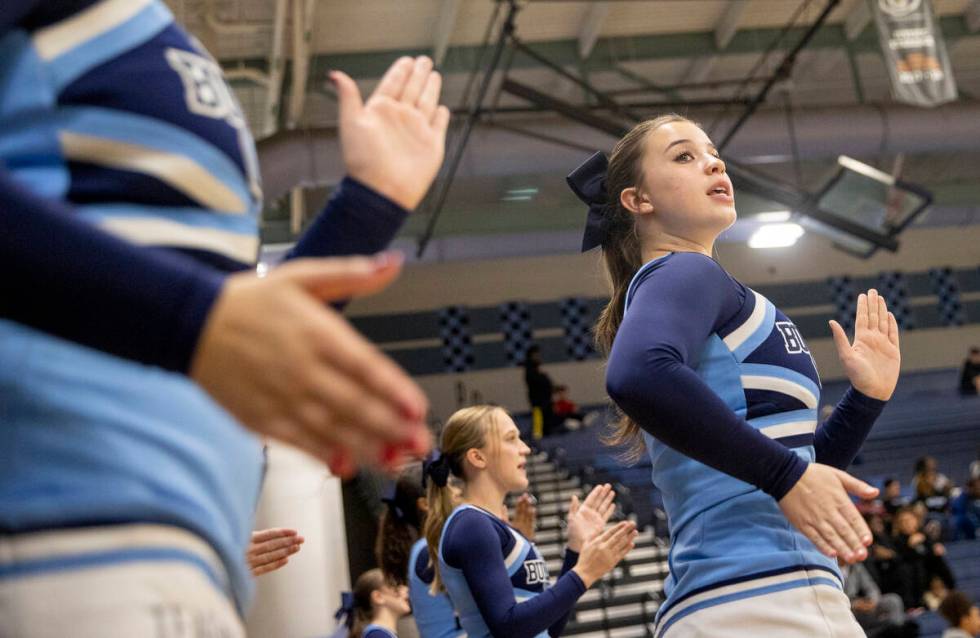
[346, 226, 980, 421]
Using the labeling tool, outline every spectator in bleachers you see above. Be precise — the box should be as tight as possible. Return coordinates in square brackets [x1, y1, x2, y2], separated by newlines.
[959, 347, 980, 396]
[884, 478, 912, 522]
[867, 514, 903, 603]
[914, 457, 954, 503]
[523, 346, 558, 438]
[891, 507, 957, 610]
[914, 456, 955, 533]
[952, 477, 980, 540]
[552, 385, 584, 431]
[840, 557, 918, 637]
[858, 492, 887, 518]
[926, 575, 952, 612]
[938, 591, 980, 638]
[970, 449, 980, 481]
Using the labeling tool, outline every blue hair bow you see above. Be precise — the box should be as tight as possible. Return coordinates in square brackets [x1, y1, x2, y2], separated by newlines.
[566, 151, 610, 252]
[335, 591, 355, 628]
[381, 480, 407, 522]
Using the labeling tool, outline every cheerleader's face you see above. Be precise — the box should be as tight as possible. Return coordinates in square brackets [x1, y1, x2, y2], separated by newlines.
[626, 120, 736, 243]
[964, 605, 980, 634]
[486, 414, 531, 492]
[895, 511, 918, 536]
[375, 583, 411, 617]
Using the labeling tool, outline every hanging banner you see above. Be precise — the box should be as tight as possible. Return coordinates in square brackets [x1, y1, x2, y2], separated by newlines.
[873, 0, 957, 107]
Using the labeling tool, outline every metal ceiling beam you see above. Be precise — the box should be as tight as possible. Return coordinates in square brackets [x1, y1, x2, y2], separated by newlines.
[261, 0, 289, 138]
[286, 0, 316, 234]
[480, 78, 902, 250]
[220, 15, 975, 80]
[717, 0, 841, 150]
[715, 0, 749, 49]
[793, 0, 870, 87]
[417, 1, 520, 257]
[434, 0, 461, 66]
[686, 56, 718, 85]
[967, 0, 980, 32]
[844, 0, 873, 41]
[255, 101, 980, 204]
[577, 2, 610, 59]
[286, 0, 315, 128]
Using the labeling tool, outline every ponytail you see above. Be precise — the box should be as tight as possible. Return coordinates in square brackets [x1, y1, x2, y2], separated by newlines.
[348, 568, 385, 638]
[593, 114, 694, 462]
[421, 405, 502, 594]
[376, 464, 424, 587]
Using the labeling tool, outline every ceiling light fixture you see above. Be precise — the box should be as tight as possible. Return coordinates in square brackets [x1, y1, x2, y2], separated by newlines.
[748, 223, 805, 249]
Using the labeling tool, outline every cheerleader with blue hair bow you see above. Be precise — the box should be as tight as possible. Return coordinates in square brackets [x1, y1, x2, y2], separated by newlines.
[334, 570, 409, 638]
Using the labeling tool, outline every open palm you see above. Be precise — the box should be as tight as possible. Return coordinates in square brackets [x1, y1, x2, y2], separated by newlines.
[331, 56, 450, 211]
[566, 484, 616, 552]
[829, 288, 901, 401]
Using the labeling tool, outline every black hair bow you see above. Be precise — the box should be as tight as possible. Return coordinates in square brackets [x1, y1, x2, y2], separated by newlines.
[424, 450, 451, 488]
[566, 151, 610, 252]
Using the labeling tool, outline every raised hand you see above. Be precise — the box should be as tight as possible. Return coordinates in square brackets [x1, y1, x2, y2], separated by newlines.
[572, 521, 638, 588]
[331, 56, 451, 211]
[247, 528, 305, 576]
[829, 288, 901, 401]
[778, 463, 879, 564]
[566, 483, 616, 552]
[190, 253, 431, 477]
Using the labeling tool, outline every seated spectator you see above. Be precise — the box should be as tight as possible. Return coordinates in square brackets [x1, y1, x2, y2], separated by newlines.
[552, 384, 587, 432]
[959, 347, 980, 396]
[925, 575, 952, 612]
[841, 557, 918, 638]
[866, 514, 902, 604]
[970, 449, 980, 481]
[891, 507, 957, 610]
[939, 591, 980, 638]
[552, 385, 581, 420]
[883, 478, 911, 521]
[914, 457, 954, 502]
[913, 456, 954, 533]
[952, 477, 980, 540]
[858, 492, 886, 518]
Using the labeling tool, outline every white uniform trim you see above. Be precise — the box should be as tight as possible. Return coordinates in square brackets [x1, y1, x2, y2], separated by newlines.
[60, 131, 248, 214]
[33, 0, 155, 60]
[723, 290, 767, 352]
[741, 375, 819, 409]
[759, 419, 818, 439]
[98, 216, 258, 264]
[656, 567, 842, 632]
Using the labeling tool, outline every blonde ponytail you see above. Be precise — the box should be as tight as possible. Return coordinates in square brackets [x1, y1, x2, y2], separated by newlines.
[421, 405, 502, 594]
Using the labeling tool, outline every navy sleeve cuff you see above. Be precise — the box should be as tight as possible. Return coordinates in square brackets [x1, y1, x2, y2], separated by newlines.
[813, 386, 887, 470]
[559, 549, 579, 576]
[843, 386, 888, 412]
[286, 176, 409, 260]
[769, 454, 809, 502]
